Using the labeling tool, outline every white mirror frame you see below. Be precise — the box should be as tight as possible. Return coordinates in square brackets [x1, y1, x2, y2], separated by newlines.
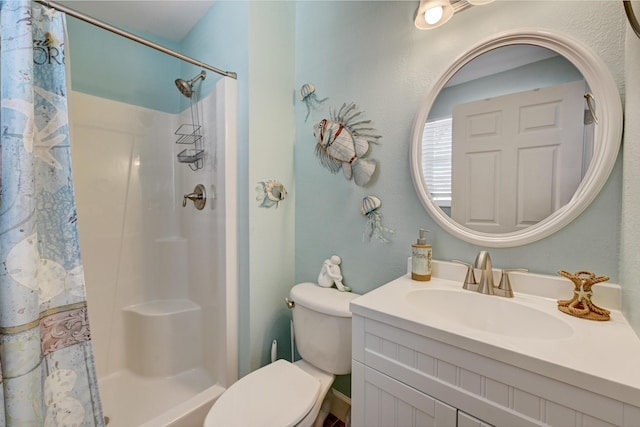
[410, 29, 623, 248]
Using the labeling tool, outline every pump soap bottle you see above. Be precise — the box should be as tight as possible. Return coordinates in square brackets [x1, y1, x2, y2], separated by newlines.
[411, 229, 432, 281]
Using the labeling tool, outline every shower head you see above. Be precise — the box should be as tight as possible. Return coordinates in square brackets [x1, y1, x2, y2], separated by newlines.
[175, 70, 206, 98]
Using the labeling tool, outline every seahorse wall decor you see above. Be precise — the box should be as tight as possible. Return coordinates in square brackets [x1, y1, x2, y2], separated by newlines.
[557, 270, 611, 321]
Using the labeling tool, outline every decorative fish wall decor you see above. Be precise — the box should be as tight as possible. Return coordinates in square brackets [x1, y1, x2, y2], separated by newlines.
[256, 179, 287, 208]
[313, 103, 381, 187]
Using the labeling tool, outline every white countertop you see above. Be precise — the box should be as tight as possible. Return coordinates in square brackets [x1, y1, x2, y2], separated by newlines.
[349, 261, 640, 407]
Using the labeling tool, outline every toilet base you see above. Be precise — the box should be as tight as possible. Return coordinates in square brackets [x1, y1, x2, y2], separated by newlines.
[291, 360, 335, 427]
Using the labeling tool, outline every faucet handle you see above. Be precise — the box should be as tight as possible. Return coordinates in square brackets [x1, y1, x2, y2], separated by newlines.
[182, 184, 207, 210]
[452, 260, 477, 290]
[498, 268, 528, 297]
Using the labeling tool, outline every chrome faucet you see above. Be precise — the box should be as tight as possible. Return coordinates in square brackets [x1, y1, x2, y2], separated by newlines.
[475, 251, 495, 295]
[454, 251, 528, 298]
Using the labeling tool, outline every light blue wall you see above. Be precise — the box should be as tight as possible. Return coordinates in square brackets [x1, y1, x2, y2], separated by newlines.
[294, 1, 624, 295]
[66, 17, 181, 113]
[292, 3, 629, 392]
[622, 17, 640, 335]
[177, 1, 250, 110]
[246, 1, 296, 372]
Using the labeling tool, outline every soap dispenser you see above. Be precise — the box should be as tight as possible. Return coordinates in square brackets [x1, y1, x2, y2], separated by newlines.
[411, 229, 432, 281]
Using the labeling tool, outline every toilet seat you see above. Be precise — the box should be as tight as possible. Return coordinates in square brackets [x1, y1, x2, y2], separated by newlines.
[204, 359, 321, 427]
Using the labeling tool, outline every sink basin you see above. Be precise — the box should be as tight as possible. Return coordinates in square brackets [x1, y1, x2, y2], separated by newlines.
[405, 289, 573, 340]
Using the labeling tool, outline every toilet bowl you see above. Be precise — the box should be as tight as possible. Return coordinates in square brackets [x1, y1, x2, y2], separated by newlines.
[203, 359, 333, 427]
[204, 282, 360, 427]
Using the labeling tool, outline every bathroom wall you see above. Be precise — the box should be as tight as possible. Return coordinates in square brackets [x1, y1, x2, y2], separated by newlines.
[180, 1, 640, 376]
[294, 3, 629, 394]
[622, 18, 640, 333]
[66, 18, 180, 113]
[294, 1, 625, 293]
[246, 2, 297, 370]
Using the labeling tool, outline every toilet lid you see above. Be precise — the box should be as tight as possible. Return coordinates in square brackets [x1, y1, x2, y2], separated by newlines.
[204, 359, 320, 427]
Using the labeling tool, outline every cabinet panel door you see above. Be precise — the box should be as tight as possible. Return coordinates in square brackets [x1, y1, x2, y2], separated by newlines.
[353, 361, 456, 427]
[458, 410, 495, 427]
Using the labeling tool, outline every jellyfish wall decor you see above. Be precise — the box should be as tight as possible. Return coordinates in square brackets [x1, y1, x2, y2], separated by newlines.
[300, 83, 328, 122]
[360, 195, 394, 243]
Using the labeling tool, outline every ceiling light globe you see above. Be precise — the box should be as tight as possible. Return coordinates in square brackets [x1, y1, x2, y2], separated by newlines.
[414, 0, 454, 30]
[425, 6, 444, 25]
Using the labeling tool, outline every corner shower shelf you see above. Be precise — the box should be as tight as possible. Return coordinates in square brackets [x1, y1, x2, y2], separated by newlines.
[175, 124, 204, 170]
[177, 148, 204, 164]
[174, 124, 203, 145]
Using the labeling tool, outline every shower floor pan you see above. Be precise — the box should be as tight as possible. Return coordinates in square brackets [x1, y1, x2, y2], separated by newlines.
[99, 367, 224, 426]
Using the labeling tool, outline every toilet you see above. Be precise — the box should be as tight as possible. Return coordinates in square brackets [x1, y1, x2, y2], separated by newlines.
[204, 282, 360, 427]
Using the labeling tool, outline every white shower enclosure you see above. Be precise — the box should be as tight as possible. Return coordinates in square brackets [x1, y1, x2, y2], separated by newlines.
[70, 78, 238, 426]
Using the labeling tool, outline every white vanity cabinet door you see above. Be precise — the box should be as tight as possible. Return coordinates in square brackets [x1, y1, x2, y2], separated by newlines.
[352, 314, 640, 427]
[352, 360, 457, 427]
[458, 410, 495, 427]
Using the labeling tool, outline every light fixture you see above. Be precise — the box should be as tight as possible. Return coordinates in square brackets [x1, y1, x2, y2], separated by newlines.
[415, 0, 495, 30]
[414, 0, 454, 30]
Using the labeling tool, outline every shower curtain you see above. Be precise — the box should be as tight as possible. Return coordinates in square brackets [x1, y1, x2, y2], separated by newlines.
[0, 1, 104, 425]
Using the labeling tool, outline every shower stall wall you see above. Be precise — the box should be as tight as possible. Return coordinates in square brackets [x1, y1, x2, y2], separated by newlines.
[70, 77, 237, 426]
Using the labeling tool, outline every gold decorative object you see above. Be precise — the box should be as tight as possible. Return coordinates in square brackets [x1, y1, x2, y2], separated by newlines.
[557, 270, 610, 321]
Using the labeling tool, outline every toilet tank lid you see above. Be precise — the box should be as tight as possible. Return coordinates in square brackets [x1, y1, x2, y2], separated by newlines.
[290, 282, 360, 317]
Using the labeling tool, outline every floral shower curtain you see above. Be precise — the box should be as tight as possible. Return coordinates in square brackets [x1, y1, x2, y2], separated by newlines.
[0, 1, 104, 425]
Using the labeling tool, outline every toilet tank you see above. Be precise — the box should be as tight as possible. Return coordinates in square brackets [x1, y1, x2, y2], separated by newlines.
[289, 283, 360, 375]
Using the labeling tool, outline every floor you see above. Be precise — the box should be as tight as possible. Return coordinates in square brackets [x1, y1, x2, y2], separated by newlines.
[323, 413, 346, 427]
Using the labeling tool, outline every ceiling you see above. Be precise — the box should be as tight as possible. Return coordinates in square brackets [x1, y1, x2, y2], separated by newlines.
[58, 1, 215, 42]
[446, 45, 560, 87]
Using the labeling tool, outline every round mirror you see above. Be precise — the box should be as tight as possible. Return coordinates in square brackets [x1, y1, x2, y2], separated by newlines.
[410, 29, 622, 247]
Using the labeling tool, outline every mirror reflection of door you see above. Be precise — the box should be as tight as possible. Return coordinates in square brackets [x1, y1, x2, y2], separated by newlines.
[451, 80, 586, 233]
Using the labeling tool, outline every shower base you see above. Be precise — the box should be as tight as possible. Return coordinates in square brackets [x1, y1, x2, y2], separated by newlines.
[99, 368, 224, 427]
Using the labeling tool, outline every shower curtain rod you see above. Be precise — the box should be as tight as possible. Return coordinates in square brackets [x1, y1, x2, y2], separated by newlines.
[34, 0, 237, 80]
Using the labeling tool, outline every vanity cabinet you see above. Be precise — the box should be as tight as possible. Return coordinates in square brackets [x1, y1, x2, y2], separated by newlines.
[353, 357, 494, 427]
[351, 314, 640, 427]
[352, 359, 457, 426]
[458, 411, 494, 427]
